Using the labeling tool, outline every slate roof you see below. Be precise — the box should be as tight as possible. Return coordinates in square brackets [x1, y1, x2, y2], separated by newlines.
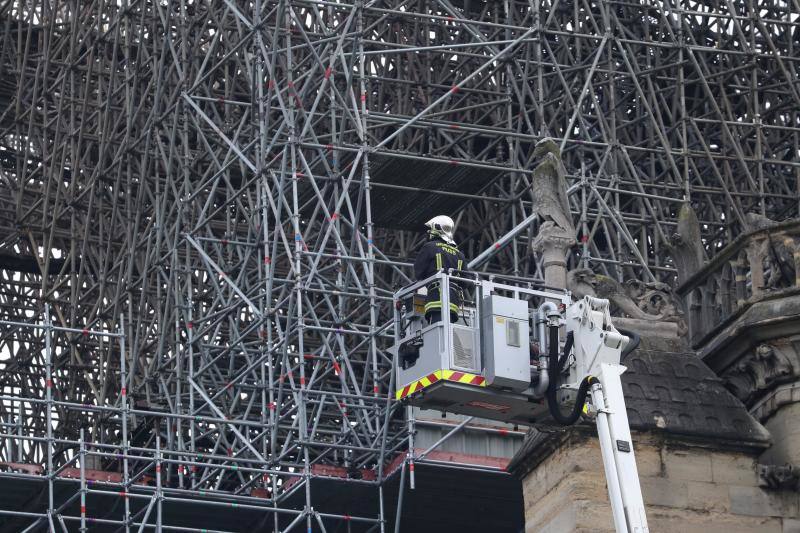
[508, 345, 771, 477]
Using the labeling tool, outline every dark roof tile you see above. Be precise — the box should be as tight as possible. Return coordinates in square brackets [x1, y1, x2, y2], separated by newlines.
[621, 350, 769, 444]
[509, 348, 771, 477]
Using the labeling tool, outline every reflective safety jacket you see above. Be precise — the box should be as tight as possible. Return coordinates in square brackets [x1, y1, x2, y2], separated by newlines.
[413, 237, 468, 316]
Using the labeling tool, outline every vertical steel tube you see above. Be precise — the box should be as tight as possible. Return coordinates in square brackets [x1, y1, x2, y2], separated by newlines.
[156, 435, 163, 531]
[17, 402, 23, 463]
[378, 484, 386, 533]
[406, 405, 415, 490]
[120, 317, 130, 533]
[393, 461, 407, 533]
[44, 305, 54, 527]
[80, 430, 87, 532]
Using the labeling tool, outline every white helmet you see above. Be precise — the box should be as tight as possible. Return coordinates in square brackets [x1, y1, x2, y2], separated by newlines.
[425, 215, 456, 245]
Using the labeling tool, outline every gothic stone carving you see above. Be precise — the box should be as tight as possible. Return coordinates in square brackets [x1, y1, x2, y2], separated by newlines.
[531, 138, 575, 253]
[745, 213, 798, 290]
[668, 203, 705, 285]
[723, 341, 799, 405]
[759, 464, 800, 491]
[567, 268, 685, 333]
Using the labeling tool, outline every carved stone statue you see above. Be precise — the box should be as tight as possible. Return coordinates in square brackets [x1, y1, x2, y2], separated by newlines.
[667, 203, 704, 286]
[531, 138, 575, 240]
[745, 212, 796, 289]
[759, 464, 800, 491]
[531, 138, 575, 289]
[567, 268, 686, 334]
[746, 212, 778, 231]
[723, 342, 795, 403]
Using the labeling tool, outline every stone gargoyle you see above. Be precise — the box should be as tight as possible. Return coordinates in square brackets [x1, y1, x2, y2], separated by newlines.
[567, 268, 686, 333]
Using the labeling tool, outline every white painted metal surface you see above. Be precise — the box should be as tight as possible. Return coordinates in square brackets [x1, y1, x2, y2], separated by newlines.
[568, 296, 649, 533]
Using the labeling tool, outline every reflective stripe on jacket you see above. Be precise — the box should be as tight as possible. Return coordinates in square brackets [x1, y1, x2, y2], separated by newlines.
[413, 237, 469, 315]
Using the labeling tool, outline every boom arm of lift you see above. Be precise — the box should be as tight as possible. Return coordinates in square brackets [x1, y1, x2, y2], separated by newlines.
[563, 296, 649, 533]
[391, 275, 648, 532]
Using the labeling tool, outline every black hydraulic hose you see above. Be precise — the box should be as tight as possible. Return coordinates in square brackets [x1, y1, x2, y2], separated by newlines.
[617, 327, 641, 361]
[558, 331, 574, 373]
[546, 325, 594, 425]
[547, 323, 560, 384]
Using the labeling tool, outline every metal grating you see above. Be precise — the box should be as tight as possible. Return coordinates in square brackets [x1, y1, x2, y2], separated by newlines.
[506, 319, 520, 348]
[452, 327, 476, 370]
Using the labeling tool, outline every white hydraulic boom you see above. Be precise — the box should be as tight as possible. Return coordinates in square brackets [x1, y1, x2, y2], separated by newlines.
[391, 274, 649, 532]
[563, 296, 649, 533]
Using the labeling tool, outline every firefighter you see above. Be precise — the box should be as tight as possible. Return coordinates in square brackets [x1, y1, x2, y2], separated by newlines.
[413, 215, 468, 323]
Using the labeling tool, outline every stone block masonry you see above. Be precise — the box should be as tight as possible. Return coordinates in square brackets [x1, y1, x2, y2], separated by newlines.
[521, 433, 799, 532]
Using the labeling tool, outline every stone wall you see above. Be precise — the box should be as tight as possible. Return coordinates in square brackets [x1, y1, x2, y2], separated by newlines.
[522, 432, 799, 532]
[760, 401, 800, 467]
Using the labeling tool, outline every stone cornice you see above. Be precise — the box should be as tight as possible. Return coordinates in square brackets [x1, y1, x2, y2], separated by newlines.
[750, 381, 800, 422]
[697, 293, 800, 375]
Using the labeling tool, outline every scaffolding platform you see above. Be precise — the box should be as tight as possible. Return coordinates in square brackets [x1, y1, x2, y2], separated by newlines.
[0, 462, 523, 533]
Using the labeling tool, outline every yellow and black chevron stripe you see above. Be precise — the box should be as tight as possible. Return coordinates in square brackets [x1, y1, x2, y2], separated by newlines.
[395, 369, 487, 400]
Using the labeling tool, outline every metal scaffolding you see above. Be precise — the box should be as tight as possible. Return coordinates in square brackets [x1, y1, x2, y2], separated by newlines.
[0, 0, 798, 530]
